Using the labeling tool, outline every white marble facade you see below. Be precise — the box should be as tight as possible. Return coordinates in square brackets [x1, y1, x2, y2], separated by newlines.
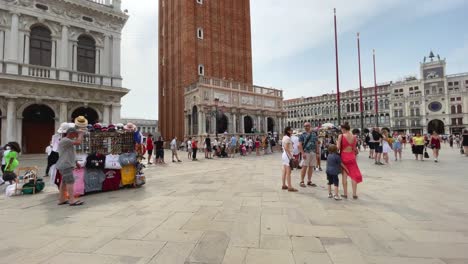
[0, 0, 128, 151]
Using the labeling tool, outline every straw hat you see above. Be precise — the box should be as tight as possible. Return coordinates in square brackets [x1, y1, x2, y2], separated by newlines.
[74, 116, 88, 128]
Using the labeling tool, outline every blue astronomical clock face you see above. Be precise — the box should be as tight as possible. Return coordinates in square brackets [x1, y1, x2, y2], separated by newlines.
[428, 102, 442, 112]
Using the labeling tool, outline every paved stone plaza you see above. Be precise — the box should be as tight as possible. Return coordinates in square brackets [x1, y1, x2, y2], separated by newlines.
[1, 146, 468, 264]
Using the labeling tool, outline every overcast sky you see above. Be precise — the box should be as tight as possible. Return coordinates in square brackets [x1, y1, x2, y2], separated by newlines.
[120, 0, 468, 120]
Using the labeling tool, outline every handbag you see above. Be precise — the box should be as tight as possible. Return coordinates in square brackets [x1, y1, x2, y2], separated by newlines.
[289, 158, 299, 169]
[424, 147, 430, 159]
[119, 152, 137, 166]
[105, 154, 122, 169]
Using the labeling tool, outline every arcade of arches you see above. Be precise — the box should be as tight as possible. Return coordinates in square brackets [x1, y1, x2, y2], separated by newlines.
[185, 105, 286, 137]
[0, 96, 124, 153]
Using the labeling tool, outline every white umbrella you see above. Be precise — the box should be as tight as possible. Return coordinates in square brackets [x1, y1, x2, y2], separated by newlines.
[321, 123, 335, 129]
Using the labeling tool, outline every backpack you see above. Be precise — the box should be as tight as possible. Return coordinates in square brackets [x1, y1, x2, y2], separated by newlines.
[22, 179, 45, 195]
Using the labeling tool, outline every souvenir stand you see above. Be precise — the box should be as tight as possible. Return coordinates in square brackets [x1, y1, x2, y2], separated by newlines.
[53, 119, 145, 197]
[317, 123, 340, 160]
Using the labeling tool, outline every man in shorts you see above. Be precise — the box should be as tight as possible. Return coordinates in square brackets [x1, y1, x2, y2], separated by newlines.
[368, 128, 376, 159]
[299, 122, 319, 187]
[170, 137, 181, 162]
[229, 135, 238, 158]
[57, 127, 84, 206]
[372, 128, 384, 165]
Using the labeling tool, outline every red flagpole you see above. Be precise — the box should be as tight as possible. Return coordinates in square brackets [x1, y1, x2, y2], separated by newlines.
[358, 33, 364, 132]
[373, 49, 379, 127]
[334, 8, 341, 126]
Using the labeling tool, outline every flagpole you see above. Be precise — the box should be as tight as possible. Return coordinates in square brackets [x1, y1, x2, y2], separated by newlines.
[358, 33, 364, 133]
[334, 8, 341, 126]
[373, 49, 379, 127]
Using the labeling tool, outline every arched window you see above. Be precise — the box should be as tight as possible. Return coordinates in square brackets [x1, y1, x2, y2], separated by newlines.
[30, 25, 52, 67]
[77, 35, 96, 73]
[365, 102, 369, 111]
[457, 105, 462, 114]
[351, 104, 355, 112]
[347, 104, 350, 113]
[451, 105, 456, 114]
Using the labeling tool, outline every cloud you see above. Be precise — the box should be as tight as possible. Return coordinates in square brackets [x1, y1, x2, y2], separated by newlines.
[118, 0, 467, 119]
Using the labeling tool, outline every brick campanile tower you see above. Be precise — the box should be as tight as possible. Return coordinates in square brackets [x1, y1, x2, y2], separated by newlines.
[158, 0, 253, 139]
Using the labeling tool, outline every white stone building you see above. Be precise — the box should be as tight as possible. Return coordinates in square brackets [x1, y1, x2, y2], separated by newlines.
[284, 52, 468, 135]
[0, 0, 128, 153]
[121, 118, 158, 136]
[390, 53, 468, 134]
[285, 85, 392, 131]
[184, 77, 287, 139]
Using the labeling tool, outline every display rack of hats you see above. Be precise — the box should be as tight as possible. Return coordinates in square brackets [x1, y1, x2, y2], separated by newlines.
[50, 118, 145, 197]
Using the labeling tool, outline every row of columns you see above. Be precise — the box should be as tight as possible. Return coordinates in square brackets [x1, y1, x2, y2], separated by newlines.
[2, 12, 122, 86]
[185, 109, 286, 136]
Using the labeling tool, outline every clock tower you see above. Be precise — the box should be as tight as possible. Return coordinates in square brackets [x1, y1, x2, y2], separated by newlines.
[421, 51, 448, 134]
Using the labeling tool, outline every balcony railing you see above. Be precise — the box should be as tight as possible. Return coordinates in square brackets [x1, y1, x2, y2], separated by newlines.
[1, 63, 118, 87]
[86, 0, 113, 6]
[28, 65, 51, 79]
[190, 76, 284, 98]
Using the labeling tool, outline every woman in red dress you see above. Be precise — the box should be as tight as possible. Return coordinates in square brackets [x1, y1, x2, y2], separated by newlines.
[337, 122, 363, 199]
[430, 131, 441, 162]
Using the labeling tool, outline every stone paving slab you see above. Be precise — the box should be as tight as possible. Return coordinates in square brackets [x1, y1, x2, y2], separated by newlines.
[0, 148, 467, 264]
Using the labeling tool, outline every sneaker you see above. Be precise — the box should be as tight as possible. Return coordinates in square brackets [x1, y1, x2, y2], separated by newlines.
[328, 193, 333, 198]
[334, 194, 342, 200]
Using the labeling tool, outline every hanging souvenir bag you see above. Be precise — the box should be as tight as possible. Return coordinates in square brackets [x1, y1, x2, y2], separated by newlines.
[121, 164, 136, 185]
[119, 152, 137, 166]
[105, 154, 122, 169]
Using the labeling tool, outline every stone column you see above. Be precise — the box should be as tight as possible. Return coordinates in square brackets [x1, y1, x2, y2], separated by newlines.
[6, 99, 16, 142]
[20, 32, 30, 76]
[111, 104, 121, 124]
[211, 112, 216, 134]
[71, 42, 78, 81]
[59, 25, 69, 81]
[257, 115, 261, 133]
[240, 114, 244, 134]
[264, 116, 268, 133]
[0, 30, 4, 72]
[197, 110, 203, 135]
[102, 34, 111, 85]
[16, 117, 22, 149]
[232, 113, 237, 134]
[6, 12, 20, 74]
[103, 34, 110, 74]
[59, 102, 68, 123]
[103, 105, 110, 124]
[113, 0, 122, 11]
[112, 34, 122, 87]
[95, 48, 101, 75]
[184, 114, 189, 136]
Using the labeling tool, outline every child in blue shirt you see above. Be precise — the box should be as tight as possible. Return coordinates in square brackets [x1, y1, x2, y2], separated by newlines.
[326, 144, 348, 200]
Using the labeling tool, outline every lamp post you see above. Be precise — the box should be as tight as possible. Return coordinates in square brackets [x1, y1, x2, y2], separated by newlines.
[214, 98, 219, 138]
[373, 49, 379, 127]
[334, 8, 341, 126]
[357, 32, 364, 133]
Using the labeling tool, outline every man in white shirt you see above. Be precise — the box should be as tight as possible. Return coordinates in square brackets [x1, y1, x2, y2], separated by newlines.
[170, 137, 181, 162]
[187, 138, 193, 160]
